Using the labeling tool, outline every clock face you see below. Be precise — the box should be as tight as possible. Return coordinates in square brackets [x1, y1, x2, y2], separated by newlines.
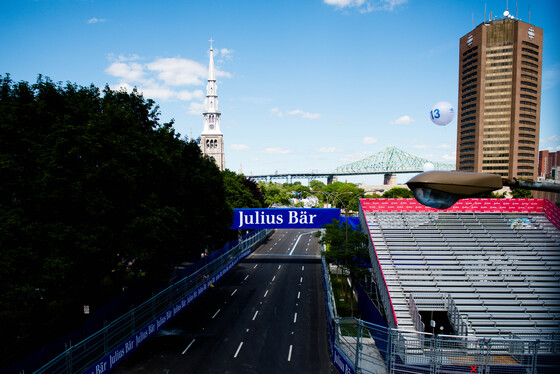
[209, 124, 215, 130]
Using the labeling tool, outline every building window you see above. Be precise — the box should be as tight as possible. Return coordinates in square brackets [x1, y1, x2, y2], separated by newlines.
[522, 41, 539, 49]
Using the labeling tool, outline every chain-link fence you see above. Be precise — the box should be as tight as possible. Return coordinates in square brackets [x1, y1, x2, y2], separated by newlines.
[33, 229, 272, 374]
[322, 257, 560, 374]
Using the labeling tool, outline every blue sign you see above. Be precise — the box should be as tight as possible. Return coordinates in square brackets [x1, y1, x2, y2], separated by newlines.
[333, 346, 355, 374]
[231, 208, 340, 229]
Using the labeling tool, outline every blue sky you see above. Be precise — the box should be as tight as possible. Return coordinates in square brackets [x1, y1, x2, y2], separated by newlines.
[2, 0, 559, 185]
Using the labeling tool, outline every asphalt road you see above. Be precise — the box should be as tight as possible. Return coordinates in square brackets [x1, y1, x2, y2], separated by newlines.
[113, 229, 335, 374]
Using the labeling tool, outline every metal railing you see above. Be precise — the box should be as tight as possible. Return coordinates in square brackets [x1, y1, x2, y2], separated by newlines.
[322, 257, 560, 374]
[34, 229, 272, 374]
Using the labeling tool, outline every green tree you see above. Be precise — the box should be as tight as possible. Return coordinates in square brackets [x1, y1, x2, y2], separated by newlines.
[510, 187, 533, 198]
[321, 182, 365, 211]
[222, 170, 265, 209]
[382, 186, 413, 198]
[316, 219, 370, 316]
[258, 181, 292, 207]
[309, 180, 326, 191]
[0, 75, 234, 330]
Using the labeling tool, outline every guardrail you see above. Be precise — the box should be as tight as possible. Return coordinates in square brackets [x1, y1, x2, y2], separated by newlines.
[321, 256, 560, 374]
[34, 229, 272, 374]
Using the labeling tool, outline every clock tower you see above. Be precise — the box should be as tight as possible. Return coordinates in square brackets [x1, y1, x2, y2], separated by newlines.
[200, 39, 225, 171]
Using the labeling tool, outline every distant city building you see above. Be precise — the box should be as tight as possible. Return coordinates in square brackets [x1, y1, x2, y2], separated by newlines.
[200, 39, 225, 171]
[456, 14, 543, 180]
[538, 150, 560, 177]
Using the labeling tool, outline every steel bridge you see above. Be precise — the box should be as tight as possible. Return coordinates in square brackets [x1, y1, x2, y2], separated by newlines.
[249, 146, 455, 184]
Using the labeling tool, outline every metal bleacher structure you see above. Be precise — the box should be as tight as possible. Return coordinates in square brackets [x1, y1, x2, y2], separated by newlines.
[359, 198, 560, 341]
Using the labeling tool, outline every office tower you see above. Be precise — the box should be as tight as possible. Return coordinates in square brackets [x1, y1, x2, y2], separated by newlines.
[457, 14, 542, 180]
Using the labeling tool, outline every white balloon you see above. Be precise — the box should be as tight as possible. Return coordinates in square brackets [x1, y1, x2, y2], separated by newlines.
[423, 162, 435, 172]
[430, 101, 455, 126]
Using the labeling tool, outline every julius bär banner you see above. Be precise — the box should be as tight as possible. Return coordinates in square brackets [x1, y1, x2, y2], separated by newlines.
[231, 208, 341, 229]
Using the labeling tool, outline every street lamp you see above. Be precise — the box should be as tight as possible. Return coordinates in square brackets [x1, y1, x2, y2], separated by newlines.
[407, 171, 560, 209]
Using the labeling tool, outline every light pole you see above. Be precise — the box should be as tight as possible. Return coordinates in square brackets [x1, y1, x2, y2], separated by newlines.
[407, 171, 560, 209]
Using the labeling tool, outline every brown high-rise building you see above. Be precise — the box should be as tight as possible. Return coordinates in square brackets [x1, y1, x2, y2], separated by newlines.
[457, 16, 543, 180]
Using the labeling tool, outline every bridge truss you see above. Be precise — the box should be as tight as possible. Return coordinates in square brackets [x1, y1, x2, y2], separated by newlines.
[335, 146, 455, 174]
[248, 146, 455, 184]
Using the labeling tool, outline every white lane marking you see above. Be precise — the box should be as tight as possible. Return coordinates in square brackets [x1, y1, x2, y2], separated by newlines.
[182, 339, 196, 355]
[252, 310, 259, 320]
[289, 236, 303, 255]
[300, 276, 303, 283]
[272, 275, 276, 282]
[287, 345, 293, 361]
[212, 309, 221, 319]
[302, 266, 305, 271]
[234, 342, 244, 358]
[231, 289, 237, 296]
[297, 291, 300, 299]
[254, 264, 258, 269]
[278, 265, 282, 269]
[264, 290, 269, 297]
[293, 312, 297, 323]
[244, 275, 249, 281]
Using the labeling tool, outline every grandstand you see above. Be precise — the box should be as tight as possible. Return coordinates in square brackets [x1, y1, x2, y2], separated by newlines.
[359, 198, 560, 340]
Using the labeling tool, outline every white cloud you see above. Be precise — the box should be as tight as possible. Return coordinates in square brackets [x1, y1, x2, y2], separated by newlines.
[436, 143, 452, 149]
[87, 17, 106, 24]
[362, 137, 378, 145]
[316, 147, 344, 153]
[340, 151, 373, 163]
[105, 54, 231, 110]
[188, 101, 205, 115]
[324, 0, 365, 7]
[324, 0, 407, 12]
[542, 63, 560, 90]
[271, 108, 321, 119]
[441, 152, 457, 162]
[286, 109, 322, 120]
[231, 144, 250, 151]
[263, 147, 293, 154]
[105, 61, 144, 82]
[218, 48, 234, 61]
[146, 58, 207, 86]
[542, 135, 560, 143]
[390, 115, 415, 125]
[413, 144, 429, 149]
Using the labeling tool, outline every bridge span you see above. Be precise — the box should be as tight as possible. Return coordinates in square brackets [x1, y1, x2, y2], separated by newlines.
[248, 146, 455, 185]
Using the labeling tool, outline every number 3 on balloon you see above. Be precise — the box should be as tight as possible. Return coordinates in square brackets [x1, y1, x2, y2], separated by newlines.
[430, 109, 440, 120]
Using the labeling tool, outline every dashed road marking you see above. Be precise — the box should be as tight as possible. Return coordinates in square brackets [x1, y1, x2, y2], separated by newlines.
[182, 339, 196, 355]
[288, 345, 293, 361]
[234, 342, 243, 358]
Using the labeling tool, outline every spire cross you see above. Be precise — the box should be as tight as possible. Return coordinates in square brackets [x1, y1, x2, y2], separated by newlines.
[209, 38, 214, 50]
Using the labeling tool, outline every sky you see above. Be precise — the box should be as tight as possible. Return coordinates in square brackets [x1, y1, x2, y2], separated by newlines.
[2, 0, 559, 185]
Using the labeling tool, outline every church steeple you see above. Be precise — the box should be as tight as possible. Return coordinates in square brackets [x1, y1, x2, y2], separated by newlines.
[200, 38, 225, 170]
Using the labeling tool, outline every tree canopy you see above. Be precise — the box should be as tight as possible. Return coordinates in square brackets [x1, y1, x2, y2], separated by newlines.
[0, 75, 243, 314]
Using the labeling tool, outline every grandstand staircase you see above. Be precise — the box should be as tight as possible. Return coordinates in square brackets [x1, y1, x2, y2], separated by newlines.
[365, 210, 560, 339]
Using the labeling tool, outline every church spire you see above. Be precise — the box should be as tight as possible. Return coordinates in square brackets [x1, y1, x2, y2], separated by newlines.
[200, 38, 225, 171]
[208, 38, 215, 81]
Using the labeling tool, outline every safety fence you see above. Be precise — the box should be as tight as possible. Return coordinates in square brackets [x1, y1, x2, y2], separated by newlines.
[34, 229, 272, 374]
[321, 257, 560, 374]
